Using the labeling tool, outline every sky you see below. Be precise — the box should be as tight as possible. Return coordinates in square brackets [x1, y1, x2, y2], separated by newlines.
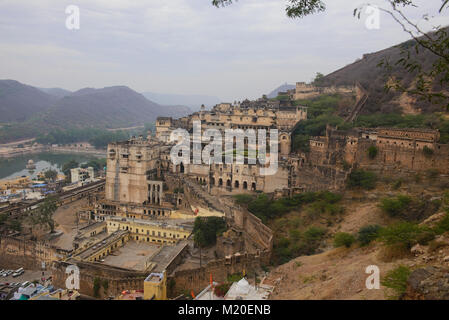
[0, 0, 447, 102]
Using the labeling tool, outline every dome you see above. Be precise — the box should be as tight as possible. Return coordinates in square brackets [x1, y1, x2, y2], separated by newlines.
[234, 278, 250, 295]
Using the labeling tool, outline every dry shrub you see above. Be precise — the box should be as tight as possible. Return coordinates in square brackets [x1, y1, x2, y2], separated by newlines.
[326, 246, 351, 259]
[378, 245, 412, 262]
[428, 240, 448, 253]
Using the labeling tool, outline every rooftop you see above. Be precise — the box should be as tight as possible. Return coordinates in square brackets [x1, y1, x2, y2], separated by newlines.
[224, 278, 272, 300]
[107, 216, 193, 232]
[76, 230, 128, 260]
[145, 272, 164, 283]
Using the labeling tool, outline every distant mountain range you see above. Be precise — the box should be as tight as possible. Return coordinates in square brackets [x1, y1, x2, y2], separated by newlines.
[141, 92, 220, 110]
[38, 87, 72, 99]
[0, 80, 197, 142]
[0, 80, 192, 127]
[39, 86, 192, 129]
[267, 83, 295, 99]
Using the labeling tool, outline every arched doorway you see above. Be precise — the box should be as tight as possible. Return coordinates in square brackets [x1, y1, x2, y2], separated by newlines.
[234, 180, 239, 188]
[219, 178, 223, 186]
[251, 182, 256, 191]
[243, 181, 248, 190]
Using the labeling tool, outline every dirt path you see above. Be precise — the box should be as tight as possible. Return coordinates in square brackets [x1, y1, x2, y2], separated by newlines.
[50, 198, 88, 250]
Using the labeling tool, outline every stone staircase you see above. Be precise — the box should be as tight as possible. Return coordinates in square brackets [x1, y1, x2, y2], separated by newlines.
[182, 177, 224, 213]
[345, 82, 368, 123]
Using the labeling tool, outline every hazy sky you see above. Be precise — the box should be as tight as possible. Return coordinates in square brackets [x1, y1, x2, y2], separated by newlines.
[0, 0, 447, 101]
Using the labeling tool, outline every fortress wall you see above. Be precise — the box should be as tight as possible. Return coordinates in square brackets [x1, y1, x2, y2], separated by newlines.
[52, 260, 147, 298]
[291, 164, 347, 192]
[353, 141, 449, 174]
[168, 251, 270, 297]
[0, 236, 67, 270]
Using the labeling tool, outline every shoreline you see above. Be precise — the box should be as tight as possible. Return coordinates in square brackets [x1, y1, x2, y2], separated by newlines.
[0, 146, 106, 159]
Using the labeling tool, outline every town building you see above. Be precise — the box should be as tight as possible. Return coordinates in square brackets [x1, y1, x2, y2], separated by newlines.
[71, 167, 95, 184]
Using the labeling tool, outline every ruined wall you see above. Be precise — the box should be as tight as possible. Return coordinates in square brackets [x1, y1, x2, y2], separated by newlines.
[52, 260, 147, 298]
[351, 140, 449, 174]
[168, 251, 270, 297]
[300, 127, 449, 192]
[0, 236, 68, 270]
[294, 82, 355, 100]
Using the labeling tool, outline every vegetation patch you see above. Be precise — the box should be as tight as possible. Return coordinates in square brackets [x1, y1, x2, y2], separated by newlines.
[381, 265, 412, 300]
[193, 216, 227, 248]
[347, 169, 377, 190]
[379, 195, 440, 222]
[358, 225, 382, 246]
[333, 232, 355, 248]
[379, 222, 431, 250]
[234, 191, 342, 265]
[367, 145, 378, 159]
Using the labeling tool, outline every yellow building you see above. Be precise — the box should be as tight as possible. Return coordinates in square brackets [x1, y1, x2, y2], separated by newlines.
[106, 217, 192, 245]
[144, 271, 167, 300]
[73, 230, 129, 263]
[0, 176, 31, 191]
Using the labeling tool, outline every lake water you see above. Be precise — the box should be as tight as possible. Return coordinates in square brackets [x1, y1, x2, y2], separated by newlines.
[0, 152, 103, 180]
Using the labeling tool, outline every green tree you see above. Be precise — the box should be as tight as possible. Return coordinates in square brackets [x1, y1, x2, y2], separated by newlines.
[31, 196, 58, 233]
[333, 232, 355, 248]
[93, 277, 101, 298]
[358, 225, 382, 246]
[423, 146, 434, 156]
[379, 195, 412, 217]
[312, 72, 325, 87]
[233, 194, 254, 206]
[292, 134, 310, 153]
[82, 158, 107, 171]
[193, 216, 227, 248]
[102, 279, 109, 295]
[347, 170, 377, 190]
[44, 169, 58, 182]
[303, 226, 326, 242]
[367, 145, 378, 159]
[379, 222, 431, 249]
[9, 219, 22, 232]
[62, 160, 79, 182]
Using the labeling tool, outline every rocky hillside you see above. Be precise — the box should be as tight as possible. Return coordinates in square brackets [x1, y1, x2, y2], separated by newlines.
[265, 175, 449, 300]
[0, 80, 58, 122]
[322, 34, 446, 115]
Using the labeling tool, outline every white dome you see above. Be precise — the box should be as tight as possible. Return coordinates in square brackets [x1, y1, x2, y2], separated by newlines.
[234, 278, 250, 295]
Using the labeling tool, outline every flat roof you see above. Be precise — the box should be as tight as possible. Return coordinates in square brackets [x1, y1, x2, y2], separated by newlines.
[76, 230, 128, 259]
[107, 216, 193, 232]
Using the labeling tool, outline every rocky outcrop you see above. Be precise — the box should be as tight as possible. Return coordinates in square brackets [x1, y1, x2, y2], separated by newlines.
[403, 266, 449, 300]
